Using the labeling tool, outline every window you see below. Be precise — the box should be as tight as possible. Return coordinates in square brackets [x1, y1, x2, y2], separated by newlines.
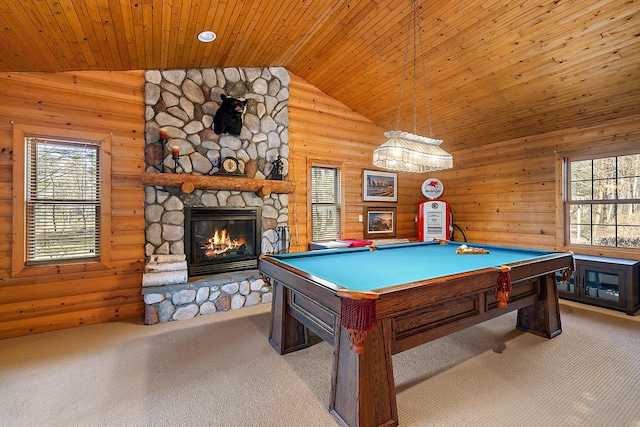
[26, 137, 101, 263]
[310, 165, 342, 241]
[12, 124, 112, 276]
[566, 152, 640, 249]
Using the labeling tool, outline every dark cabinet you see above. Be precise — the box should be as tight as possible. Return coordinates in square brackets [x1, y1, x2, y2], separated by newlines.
[556, 255, 640, 315]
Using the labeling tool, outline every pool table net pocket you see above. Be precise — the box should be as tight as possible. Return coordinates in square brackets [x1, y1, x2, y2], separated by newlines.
[336, 290, 379, 354]
[494, 265, 513, 308]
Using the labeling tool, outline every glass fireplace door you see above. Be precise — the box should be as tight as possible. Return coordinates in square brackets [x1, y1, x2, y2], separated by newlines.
[185, 208, 261, 276]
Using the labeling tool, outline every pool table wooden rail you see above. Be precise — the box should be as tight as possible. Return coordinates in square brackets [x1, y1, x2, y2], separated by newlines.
[260, 251, 573, 427]
[262, 252, 571, 353]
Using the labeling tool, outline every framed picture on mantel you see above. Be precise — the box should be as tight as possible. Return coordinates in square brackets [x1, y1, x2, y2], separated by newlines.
[363, 169, 397, 202]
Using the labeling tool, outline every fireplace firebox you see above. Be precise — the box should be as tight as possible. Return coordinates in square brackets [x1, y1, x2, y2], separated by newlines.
[185, 207, 261, 276]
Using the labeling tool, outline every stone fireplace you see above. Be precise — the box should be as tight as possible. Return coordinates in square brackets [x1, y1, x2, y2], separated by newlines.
[141, 67, 291, 325]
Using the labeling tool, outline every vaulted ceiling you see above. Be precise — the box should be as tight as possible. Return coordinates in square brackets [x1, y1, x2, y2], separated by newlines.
[1, 0, 638, 152]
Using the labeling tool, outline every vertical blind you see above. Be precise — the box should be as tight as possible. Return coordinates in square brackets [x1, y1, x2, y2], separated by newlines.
[311, 166, 341, 241]
[26, 137, 101, 263]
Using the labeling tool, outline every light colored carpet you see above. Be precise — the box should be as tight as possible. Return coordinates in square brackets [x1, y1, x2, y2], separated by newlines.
[0, 301, 638, 427]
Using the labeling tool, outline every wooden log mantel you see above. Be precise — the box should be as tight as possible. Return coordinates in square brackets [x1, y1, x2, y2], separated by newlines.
[141, 172, 296, 196]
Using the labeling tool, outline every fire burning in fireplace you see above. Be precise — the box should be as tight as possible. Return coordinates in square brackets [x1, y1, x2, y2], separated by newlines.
[201, 229, 247, 258]
[185, 207, 261, 276]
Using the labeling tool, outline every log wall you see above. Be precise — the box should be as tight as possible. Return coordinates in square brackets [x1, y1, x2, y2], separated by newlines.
[0, 70, 637, 339]
[433, 114, 640, 261]
[288, 73, 640, 262]
[0, 71, 146, 339]
[287, 74, 425, 252]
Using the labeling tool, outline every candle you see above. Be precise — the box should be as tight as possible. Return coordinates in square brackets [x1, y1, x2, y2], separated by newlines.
[159, 128, 167, 139]
[171, 146, 179, 156]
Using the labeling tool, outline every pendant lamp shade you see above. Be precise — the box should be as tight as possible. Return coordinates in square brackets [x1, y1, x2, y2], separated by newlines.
[373, 131, 453, 173]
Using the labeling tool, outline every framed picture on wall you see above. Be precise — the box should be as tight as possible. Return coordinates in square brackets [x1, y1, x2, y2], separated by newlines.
[363, 169, 398, 202]
[364, 206, 397, 239]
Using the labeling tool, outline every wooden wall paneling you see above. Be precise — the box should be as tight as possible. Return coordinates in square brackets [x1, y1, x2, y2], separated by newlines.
[0, 253, 10, 272]
[111, 202, 145, 218]
[0, 270, 144, 305]
[288, 74, 422, 252]
[111, 238, 147, 256]
[433, 113, 640, 258]
[0, 70, 146, 338]
[0, 287, 143, 322]
[0, 65, 637, 339]
[0, 303, 143, 339]
[1, 71, 144, 100]
[112, 158, 145, 175]
[112, 141, 146, 161]
[110, 177, 147, 193]
[112, 216, 146, 234]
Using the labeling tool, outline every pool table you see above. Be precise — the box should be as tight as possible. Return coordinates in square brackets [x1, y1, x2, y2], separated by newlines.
[259, 241, 574, 427]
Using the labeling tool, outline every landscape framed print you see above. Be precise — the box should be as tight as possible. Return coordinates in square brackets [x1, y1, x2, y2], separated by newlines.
[364, 206, 397, 239]
[363, 169, 397, 202]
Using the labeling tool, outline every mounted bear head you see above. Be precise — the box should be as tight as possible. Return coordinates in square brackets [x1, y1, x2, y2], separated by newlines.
[213, 94, 247, 135]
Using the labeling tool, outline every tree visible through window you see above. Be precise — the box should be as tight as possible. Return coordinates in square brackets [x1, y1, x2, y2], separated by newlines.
[311, 166, 341, 241]
[567, 153, 640, 248]
[26, 137, 101, 263]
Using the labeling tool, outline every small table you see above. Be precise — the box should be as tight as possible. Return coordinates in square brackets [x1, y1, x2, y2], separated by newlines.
[260, 241, 574, 427]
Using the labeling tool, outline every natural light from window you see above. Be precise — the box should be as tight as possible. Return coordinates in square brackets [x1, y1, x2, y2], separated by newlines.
[568, 153, 640, 248]
[26, 137, 101, 263]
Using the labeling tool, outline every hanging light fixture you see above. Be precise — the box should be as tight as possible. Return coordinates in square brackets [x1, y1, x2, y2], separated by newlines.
[373, 0, 453, 173]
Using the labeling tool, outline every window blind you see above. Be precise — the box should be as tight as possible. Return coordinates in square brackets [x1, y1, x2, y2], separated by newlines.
[25, 137, 101, 263]
[311, 166, 341, 241]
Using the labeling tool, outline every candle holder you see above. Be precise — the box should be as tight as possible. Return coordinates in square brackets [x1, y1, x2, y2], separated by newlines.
[171, 145, 183, 173]
[159, 128, 168, 173]
[145, 128, 171, 173]
[156, 129, 184, 173]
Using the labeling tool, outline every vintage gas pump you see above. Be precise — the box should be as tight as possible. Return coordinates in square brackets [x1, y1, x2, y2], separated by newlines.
[417, 178, 452, 241]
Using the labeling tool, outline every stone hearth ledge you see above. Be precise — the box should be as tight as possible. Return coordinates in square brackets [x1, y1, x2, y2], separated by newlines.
[142, 269, 272, 325]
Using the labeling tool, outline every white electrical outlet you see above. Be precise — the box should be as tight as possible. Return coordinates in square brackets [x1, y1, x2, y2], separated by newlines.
[358, 215, 363, 222]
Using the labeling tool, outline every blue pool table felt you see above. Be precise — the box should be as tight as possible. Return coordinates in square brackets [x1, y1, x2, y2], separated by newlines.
[269, 241, 554, 292]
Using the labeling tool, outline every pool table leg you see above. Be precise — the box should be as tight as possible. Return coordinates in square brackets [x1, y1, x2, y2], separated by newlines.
[516, 273, 562, 338]
[269, 280, 309, 354]
[330, 318, 398, 427]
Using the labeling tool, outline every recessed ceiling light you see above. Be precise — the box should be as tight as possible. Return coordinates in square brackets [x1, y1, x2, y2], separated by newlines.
[197, 31, 217, 43]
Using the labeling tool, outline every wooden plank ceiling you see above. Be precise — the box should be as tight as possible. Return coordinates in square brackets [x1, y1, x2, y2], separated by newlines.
[0, 0, 638, 152]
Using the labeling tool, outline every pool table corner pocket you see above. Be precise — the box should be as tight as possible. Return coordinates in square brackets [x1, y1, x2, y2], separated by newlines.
[336, 290, 379, 354]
